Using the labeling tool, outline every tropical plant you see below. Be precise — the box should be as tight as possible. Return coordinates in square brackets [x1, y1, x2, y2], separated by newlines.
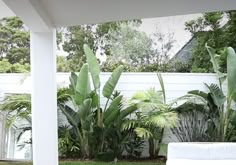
[174, 45, 236, 142]
[58, 125, 80, 158]
[202, 44, 236, 141]
[99, 91, 137, 161]
[0, 88, 70, 155]
[125, 74, 177, 158]
[171, 109, 211, 142]
[59, 45, 137, 160]
[124, 130, 145, 158]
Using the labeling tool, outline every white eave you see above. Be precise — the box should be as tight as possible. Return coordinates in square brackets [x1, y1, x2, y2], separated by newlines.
[1, 0, 236, 32]
[0, 0, 15, 18]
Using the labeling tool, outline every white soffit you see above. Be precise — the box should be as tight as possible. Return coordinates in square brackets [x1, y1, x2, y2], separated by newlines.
[42, 0, 236, 27]
[3, 0, 236, 29]
[0, 0, 15, 19]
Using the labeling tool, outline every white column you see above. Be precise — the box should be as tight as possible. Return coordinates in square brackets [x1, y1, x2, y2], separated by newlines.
[30, 30, 58, 165]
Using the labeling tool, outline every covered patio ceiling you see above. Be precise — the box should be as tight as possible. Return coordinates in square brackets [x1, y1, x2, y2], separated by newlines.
[1, 0, 236, 30]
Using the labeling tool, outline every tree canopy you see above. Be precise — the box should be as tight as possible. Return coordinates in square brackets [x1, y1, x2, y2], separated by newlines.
[185, 11, 236, 73]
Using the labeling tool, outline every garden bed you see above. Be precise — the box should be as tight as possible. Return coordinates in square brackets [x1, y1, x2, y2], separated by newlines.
[0, 161, 165, 165]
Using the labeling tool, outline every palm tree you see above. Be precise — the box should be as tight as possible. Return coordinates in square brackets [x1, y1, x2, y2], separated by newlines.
[124, 74, 177, 158]
[0, 88, 70, 143]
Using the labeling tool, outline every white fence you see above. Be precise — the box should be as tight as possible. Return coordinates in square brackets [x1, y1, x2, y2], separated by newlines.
[0, 73, 222, 158]
[0, 72, 220, 101]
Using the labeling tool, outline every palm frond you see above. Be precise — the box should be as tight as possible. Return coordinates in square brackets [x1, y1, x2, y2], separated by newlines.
[144, 111, 177, 128]
[135, 127, 153, 139]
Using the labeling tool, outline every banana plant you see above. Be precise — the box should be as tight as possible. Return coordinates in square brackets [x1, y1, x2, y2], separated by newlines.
[101, 92, 137, 160]
[205, 45, 236, 141]
[84, 44, 124, 127]
[60, 45, 126, 158]
[184, 45, 236, 142]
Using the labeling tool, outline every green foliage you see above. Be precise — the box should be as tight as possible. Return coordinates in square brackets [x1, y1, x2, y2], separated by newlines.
[126, 74, 177, 158]
[84, 45, 100, 89]
[100, 60, 137, 72]
[57, 56, 70, 72]
[0, 59, 30, 73]
[105, 23, 154, 67]
[0, 94, 31, 126]
[171, 110, 211, 142]
[103, 66, 123, 99]
[170, 60, 192, 73]
[58, 45, 137, 160]
[0, 17, 30, 64]
[124, 130, 144, 158]
[185, 11, 236, 72]
[58, 125, 80, 158]
[174, 46, 236, 142]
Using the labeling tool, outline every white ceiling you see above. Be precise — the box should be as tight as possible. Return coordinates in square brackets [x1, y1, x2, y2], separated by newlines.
[0, 0, 15, 18]
[2, 0, 236, 28]
[41, 0, 236, 27]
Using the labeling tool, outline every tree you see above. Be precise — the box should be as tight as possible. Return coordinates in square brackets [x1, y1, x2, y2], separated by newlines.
[0, 59, 30, 73]
[0, 17, 30, 64]
[105, 22, 154, 67]
[185, 11, 236, 72]
[62, 20, 141, 72]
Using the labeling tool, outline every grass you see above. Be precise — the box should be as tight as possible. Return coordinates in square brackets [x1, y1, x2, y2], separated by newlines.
[0, 161, 165, 165]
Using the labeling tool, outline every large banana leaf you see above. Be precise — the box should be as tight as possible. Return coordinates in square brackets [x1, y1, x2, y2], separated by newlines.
[157, 73, 166, 103]
[70, 72, 78, 92]
[76, 64, 91, 101]
[120, 105, 137, 119]
[227, 47, 236, 102]
[78, 98, 92, 120]
[103, 95, 123, 120]
[60, 105, 80, 128]
[206, 44, 226, 84]
[103, 65, 124, 99]
[104, 108, 119, 127]
[84, 45, 100, 89]
[77, 99, 93, 131]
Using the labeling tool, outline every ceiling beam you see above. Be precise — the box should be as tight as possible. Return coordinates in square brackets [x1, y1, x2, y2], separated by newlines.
[3, 0, 54, 32]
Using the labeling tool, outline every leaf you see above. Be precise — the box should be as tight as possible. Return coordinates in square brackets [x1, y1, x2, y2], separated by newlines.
[157, 73, 166, 103]
[104, 108, 119, 127]
[146, 111, 177, 128]
[188, 90, 208, 99]
[227, 47, 236, 102]
[135, 127, 153, 139]
[84, 44, 100, 89]
[206, 44, 226, 84]
[69, 72, 77, 91]
[103, 65, 124, 99]
[104, 95, 123, 120]
[60, 105, 80, 127]
[76, 64, 90, 101]
[205, 83, 226, 108]
[120, 105, 137, 119]
[78, 99, 92, 120]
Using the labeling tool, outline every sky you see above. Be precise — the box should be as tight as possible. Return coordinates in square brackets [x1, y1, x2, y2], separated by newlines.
[138, 13, 201, 57]
[92, 13, 202, 62]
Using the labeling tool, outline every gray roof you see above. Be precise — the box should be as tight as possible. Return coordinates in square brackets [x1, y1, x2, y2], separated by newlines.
[171, 37, 197, 63]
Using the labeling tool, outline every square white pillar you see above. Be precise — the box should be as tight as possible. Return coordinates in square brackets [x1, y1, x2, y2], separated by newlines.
[30, 30, 58, 165]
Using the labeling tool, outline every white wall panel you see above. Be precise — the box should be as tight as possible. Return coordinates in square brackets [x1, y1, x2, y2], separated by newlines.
[0, 73, 223, 145]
